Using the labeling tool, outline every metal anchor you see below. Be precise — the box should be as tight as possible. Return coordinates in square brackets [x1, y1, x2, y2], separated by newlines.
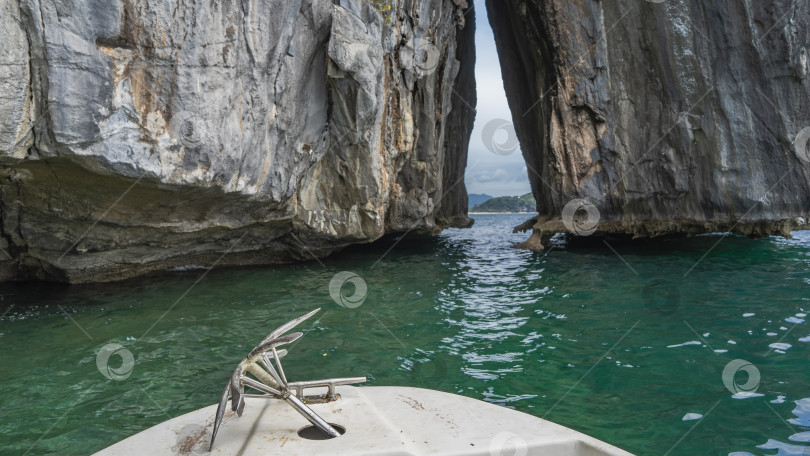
[209, 308, 366, 451]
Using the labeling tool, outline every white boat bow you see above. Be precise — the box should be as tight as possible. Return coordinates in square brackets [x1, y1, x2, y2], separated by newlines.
[94, 385, 635, 456]
[94, 309, 634, 456]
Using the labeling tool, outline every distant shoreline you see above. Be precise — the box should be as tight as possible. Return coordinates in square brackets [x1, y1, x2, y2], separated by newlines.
[469, 193, 536, 214]
[468, 211, 534, 215]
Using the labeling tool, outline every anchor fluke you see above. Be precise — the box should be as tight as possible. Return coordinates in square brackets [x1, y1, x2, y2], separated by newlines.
[209, 308, 365, 452]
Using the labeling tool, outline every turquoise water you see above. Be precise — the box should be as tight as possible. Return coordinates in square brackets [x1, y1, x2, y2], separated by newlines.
[1, 214, 809, 455]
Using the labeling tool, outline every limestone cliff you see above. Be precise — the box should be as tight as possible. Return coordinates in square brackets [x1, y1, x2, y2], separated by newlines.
[0, 0, 476, 282]
[487, 0, 810, 249]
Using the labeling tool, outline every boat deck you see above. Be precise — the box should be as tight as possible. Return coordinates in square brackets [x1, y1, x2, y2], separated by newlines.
[94, 386, 635, 455]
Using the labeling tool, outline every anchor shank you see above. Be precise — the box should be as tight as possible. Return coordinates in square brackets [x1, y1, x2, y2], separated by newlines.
[284, 393, 341, 438]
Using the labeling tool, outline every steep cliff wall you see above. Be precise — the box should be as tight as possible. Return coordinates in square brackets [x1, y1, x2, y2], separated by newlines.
[487, 0, 810, 249]
[0, 0, 475, 282]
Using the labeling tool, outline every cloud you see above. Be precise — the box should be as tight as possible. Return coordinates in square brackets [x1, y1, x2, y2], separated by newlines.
[472, 168, 512, 183]
[465, 162, 531, 197]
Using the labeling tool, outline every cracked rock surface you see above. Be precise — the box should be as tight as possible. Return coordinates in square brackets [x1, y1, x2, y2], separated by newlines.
[487, 0, 810, 248]
[0, 0, 476, 282]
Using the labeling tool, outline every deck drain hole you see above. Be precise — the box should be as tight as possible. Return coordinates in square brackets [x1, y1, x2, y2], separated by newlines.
[297, 423, 346, 440]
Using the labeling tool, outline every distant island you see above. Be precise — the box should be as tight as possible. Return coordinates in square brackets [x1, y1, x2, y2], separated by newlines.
[468, 193, 493, 207]
[470, 193, 536, 213]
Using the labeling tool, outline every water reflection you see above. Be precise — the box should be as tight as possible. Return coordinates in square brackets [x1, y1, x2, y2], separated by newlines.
[730, 398, 810, 456]
[2, 215, 810, 455]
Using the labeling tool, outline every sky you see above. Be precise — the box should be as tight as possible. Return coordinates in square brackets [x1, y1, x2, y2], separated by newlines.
[464, 0, 532, 198]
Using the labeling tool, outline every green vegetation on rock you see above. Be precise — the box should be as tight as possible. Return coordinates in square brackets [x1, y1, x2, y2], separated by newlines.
[369, 0, 394, 23]
[470, 193, 536, 213]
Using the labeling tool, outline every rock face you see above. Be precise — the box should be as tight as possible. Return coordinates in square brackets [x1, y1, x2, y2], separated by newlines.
[0, 0, 475, 282]
[487, 0, 810, 249]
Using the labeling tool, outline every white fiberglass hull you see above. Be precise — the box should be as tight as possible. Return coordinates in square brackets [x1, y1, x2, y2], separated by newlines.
[94, 386, 634, 456]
